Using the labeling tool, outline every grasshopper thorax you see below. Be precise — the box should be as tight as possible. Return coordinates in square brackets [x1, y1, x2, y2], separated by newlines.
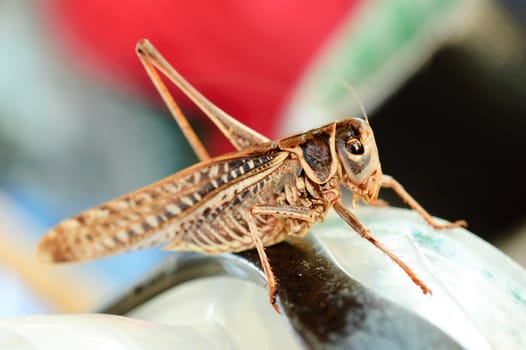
[278, 118, 382, 203]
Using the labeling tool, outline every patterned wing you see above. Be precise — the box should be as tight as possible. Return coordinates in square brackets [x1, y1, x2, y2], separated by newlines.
[38, 146, 289, 263]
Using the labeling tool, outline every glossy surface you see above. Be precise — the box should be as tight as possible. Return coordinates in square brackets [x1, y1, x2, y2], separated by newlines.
[317, 207, 526, 349]
[2, 207, 525, 349]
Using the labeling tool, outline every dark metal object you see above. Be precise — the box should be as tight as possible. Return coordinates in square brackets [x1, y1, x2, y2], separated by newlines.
[103, 235, 462, 349]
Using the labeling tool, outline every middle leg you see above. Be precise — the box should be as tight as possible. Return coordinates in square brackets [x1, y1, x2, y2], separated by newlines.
[246, 205, 316, 313]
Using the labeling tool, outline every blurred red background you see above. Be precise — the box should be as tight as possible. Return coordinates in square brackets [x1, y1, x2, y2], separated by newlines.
[43, 0, 360, 153]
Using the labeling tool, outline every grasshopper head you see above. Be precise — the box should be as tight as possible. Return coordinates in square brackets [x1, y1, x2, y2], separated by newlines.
[335, 118, 383, 203]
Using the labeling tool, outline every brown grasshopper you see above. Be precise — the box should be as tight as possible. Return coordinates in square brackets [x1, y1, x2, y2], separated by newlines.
[38, 39, 466, 312]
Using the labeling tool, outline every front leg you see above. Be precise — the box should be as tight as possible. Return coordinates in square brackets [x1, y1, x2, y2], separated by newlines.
[332, 199, 432, 295]
[381, 175, 467, 229]
[246, 205, 316, 313]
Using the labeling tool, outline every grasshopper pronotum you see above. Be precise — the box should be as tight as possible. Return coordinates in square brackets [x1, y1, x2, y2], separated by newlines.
[38, 39, 467, 312]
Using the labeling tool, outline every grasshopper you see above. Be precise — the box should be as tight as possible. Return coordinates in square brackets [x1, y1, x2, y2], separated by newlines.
[38, 39, 466, 312]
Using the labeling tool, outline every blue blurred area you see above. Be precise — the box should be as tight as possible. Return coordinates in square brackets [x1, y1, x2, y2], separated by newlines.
[0, 267, 50, 317]
[0, 0, 195, 315]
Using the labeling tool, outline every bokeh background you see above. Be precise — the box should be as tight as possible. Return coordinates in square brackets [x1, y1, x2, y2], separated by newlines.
[1, 0, 525, 317]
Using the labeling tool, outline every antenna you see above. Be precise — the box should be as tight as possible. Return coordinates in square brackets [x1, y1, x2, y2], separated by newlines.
[341, 81, 369, 122]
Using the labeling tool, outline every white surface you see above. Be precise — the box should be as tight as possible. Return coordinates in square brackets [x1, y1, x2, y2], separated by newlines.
[316, 207, 526, 350]
[0, 267, 49, 317]
[2, 207, 526, 349]
[128, 277, 303, 350]
[0, 313, 231, 350]
[0, 278, 302, 350]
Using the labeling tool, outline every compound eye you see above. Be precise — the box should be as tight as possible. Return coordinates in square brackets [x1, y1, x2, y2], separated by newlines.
[345, 138, 364, 155]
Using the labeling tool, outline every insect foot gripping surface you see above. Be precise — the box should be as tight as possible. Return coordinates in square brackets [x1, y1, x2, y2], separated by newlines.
[246, 207, 279, 313]
[331, 200, 432, 295]
[380, 175, 468, 230]
[236, 235, 463, 350]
